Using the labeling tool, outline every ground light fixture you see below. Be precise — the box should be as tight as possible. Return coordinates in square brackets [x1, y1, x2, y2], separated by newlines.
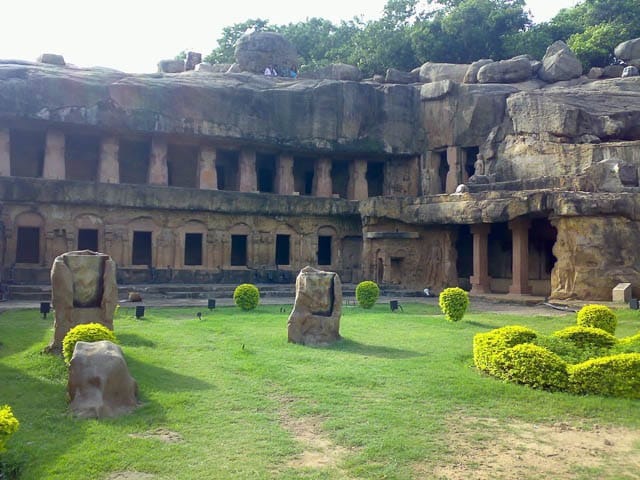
[390, 300, 403, 312]
[208, 299, 216, 310]
[135, 305, 145, 319]
[40, 301, 51, 319]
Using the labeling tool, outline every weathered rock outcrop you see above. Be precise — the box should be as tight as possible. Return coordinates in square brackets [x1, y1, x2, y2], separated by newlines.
[477, 58, 532, 84]
[615, 38, 640, 62]
[68, 340, 139, 418]
[538, 41, 583, 82]
[288, 266, 342, 345]
[0, 63, 424, 155]
[419, 62, 469, 83]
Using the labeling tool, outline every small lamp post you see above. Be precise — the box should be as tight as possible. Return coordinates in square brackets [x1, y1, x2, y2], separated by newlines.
[207, 299, 216, 310]
[40, 301, 51, 319]
[135, 305, 145, 319]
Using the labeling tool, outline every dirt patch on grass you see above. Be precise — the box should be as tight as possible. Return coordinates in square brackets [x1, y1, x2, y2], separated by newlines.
[128, 428, 182, 443]
[105, 472, 155, 480]
[426, 417, 640, 479]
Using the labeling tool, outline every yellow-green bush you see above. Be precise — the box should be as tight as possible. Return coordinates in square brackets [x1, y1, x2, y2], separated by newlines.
[355, 281, 380, 309]
[233, 283, 260, 310]
[0, 405, 19, 453]
[493, 343, 569, 391]
[576, 304, 617, 335]
[553, 326, 618, 349]
[473, 325, 537, 373]
[438, 287, 469, 322]
[62, 323, 116, 365]
[569, 353, 640, 399]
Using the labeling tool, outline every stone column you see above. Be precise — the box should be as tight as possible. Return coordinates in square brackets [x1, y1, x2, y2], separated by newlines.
[445, 146, 464, 194]
[0, 129, 10, 176]
[148, 138, 168, 185]
[98, 137, 120, 183]
[238, 149, 257, 192]
[198, 146, 218, 190]
[423, 151, 442, 195]
[313, 157, 332, 197]
[43, 131, 66, 180]
[348, 159, 368, 200]
[509, 217, 532, 295]
[275, 153, 294, 195]
[470, 224, 491, 294]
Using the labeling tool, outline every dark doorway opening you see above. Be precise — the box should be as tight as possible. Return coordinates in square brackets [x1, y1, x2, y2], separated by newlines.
[456, 225, 473, 290]
[488, 223, 512, 279]
[293, 158, 315, 195]
[377, 257, 384, 284]
[167, 144, 199, 188]
[65, 134, 100, 181]
[390, 257, 404, 284]
[438, 150, 448, 193]
[217, 150, 240, 191]
[10, 129, 45, 178]
[78, 229, 99, 251]
[367, 162, 384, 197]
[132, 231, 152, 266]
[184, 233, 203, 266]
[331, 161, 349, 198]
[257, 154, 276, 193]
[119, 139, 151, 184]
[463, 146, 479, 179]
[530, 218, 557, 279]
[16, 227, 40, 263]
[275, 234, 290, 266]
[231, 234, 248, 266]
[317, 236, 332, 265]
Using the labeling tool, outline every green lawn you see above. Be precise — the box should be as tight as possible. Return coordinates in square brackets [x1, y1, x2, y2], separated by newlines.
[0, 304, 639, 479]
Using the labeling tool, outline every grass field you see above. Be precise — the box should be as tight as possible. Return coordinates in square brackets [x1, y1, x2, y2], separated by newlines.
[0, 303, 639, 479]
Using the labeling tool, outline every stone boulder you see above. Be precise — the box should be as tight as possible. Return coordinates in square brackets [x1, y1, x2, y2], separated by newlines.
[185, 51, 202, 71]
[603, 64, 625, 78]
[234, 31, 298, 75]
[419, 62, 469, 83]
[385, 68, 418, 84]
[622, 66, 640, 78]
[37, 53, 65, 66]
[538, 41, 583, 83]
[615, 38, 640, 62]
[288, 266, 342, 346]
[477, 58, 533, 84]
[463, 59, 493, 84]
[195, 63, 232, 73]
[158, 59, 185, 74]
[68, 341, 138, 418]
[48, 250, 118, 352]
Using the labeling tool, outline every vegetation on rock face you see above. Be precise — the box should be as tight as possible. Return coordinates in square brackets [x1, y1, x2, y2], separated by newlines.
[576, 304, 618, 335]
[0, 405, 19, 453]
[233, 284, 260, 310]
[439, 287, 469, 322]
[355, 280, 380, 309]
[202, 0, 640, 76]
[62, 323, 117, 366]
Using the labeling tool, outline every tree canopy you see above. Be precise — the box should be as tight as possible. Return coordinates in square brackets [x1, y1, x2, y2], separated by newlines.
[201, 0, 640, 77]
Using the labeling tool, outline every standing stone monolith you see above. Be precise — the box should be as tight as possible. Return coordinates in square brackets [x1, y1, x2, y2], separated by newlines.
[47, 250, 118, 353]
[288, 266, 342, 346]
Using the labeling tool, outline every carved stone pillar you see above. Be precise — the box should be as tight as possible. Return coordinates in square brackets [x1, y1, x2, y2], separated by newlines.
[509, 217, 531, 295]
[98, 137, 120, 183]
[445, 146, 464, 194]
[0, 129, 10, 176]
[198, 146, 218, 190]
[313, 157, 332, 197]
[238, 149, 257, 192]
[348, 159, 368, 200]
[423, 150, 442, 195]
[470, 224, 491, 294]
[275, 153, 294, 195]
[43, 131, 66, 180]
[148, 138, 168, 185]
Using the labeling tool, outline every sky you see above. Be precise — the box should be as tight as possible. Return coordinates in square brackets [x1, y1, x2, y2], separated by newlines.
[1, 0, 579, 73]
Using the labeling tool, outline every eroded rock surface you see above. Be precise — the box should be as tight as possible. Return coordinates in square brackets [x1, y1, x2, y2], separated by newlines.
[288, 266, 342, 346]
[234, 31, 298, 75]
[68, 340, 138, 418]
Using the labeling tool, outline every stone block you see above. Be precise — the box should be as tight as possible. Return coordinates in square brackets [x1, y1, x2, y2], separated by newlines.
[612, 282, 632, 302]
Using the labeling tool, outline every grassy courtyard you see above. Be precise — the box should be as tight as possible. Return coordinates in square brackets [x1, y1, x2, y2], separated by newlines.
[1, 303, 639, 479]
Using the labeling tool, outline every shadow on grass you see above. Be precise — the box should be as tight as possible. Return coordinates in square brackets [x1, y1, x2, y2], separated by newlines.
[0, 313, 52, 358]
[464, 320, 497, 330]
[328, 337, 424, 359]
[126, 356, 213, 392]
[117, 333, 157, 348]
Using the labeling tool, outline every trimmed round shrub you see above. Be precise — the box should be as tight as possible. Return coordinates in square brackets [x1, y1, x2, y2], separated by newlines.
[493, 343, 569, 391]
[233, 283, 260, 310]
[569, 353, 640, 399]
[439, 287, 469, 322]
[553, 326, 618, 349]
[0, 405, 19, 453]
[355, 281, 380, 309]
[614, 332, 640, 354]
[62, 323, 116, 365]
[473, 325, 537, 374]
[576, 304, 617, 335]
